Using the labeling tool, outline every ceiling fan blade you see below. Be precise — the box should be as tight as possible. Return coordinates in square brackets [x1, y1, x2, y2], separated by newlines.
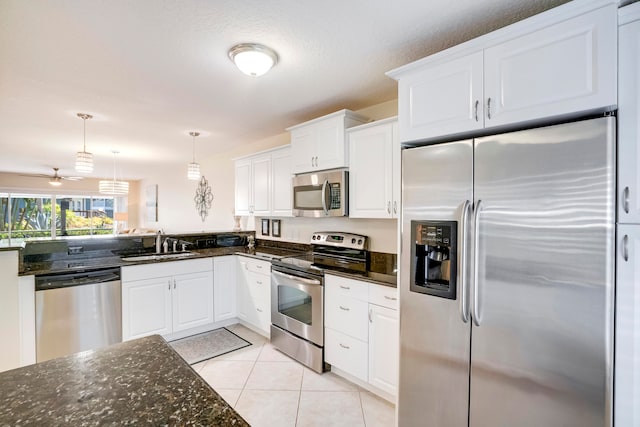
[18, 173, 50, 178]
[62, 176, 84, 181]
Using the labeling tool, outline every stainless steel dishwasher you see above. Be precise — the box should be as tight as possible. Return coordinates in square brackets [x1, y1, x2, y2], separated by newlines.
[35, 267, 122, 362]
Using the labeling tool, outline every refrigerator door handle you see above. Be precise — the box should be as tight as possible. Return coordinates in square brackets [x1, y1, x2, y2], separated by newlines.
[471, 199, 483, 327]
[459, 199, 471, 323]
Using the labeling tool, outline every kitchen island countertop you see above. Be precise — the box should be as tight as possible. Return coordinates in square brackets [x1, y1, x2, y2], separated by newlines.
[0, 334, 249, 426]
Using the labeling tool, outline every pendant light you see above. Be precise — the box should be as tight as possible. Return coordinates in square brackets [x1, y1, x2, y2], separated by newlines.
[187, 131, 201, 180]
[75, 113, 94, 173]
[228, 43, 278, 77]
[99, 151, 129, 195]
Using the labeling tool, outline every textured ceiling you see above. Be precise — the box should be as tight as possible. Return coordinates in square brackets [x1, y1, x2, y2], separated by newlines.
[0, 0, 568, 180]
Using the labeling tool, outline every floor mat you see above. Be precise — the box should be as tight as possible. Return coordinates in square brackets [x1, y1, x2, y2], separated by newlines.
[169, 327, 251, 364]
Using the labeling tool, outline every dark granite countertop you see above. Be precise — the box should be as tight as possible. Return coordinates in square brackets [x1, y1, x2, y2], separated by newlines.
[20, 245, 305, 276]
[0, 335, 249, 426]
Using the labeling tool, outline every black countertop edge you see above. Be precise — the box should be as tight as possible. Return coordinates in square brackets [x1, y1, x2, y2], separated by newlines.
[0, 334, 249, 426]
[323, 268, 397, 288]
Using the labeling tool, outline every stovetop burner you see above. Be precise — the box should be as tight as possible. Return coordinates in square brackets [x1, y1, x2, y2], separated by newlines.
[271, 232, 368, 276]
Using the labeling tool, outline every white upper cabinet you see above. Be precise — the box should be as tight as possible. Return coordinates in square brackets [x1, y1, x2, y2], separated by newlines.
[270, 147, 293, 217]
[234, 159, 252, 216]
[484, 5, 616, 128]
[397, 52, 484, 142]
[288, 110, 368, 174]
[619, 4, 640, 224]
[388, 2, 617, 143]
[234, 145, 292, 217]
[348, 118, 400, 218]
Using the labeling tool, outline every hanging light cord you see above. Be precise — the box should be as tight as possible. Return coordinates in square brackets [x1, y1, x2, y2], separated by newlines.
[192, 134, 196, 162]
[83, 117, 87, 152]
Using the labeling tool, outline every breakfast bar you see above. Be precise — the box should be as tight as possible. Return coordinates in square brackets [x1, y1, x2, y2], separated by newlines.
[0, 334, 249, 426]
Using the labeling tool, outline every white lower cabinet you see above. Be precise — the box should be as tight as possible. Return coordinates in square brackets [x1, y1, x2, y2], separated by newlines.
[368, 303, 399, 396]
[121, 258, 214, 341]
[214, 256, 237, 322]
[236, 256, 271, 336]
[324, 274, 399, 399]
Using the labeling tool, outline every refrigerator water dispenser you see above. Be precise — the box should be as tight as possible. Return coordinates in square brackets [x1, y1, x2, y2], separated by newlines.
[410, 220, 457, 299]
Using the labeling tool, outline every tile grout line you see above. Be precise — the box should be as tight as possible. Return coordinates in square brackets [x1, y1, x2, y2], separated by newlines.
[358, 391, 367, 427]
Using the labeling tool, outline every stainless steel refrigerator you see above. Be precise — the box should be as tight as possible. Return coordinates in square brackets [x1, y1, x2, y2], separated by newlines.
[399, 117, 615, 426]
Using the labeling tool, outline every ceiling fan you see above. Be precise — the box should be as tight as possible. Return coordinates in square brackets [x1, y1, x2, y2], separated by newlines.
[20, 168, 84, 186]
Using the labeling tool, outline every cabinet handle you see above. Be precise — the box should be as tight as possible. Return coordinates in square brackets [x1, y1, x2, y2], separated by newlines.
[369, 308, 372, 323]
[384, 295, 398, 301]
[474, 100, 479, 122]
[257, 308, 263, 312]
[311, 156, 314, 167]
[623, 234, 630, 262]
[339, 343, 350, 350]
[173, 279, 176, 289]
[256, 281, 263, 285]
[387, 201, 391, 214]
[339, 305, 350, 311]
[168, 280, 171, 290]
[393, 201, 397, 214]
[256, 265, 263, 269]
[487, 98, 492, 120]
[623, 186, 630, 214]
[315, 156, 318, 167]
[339, 285, 350, 290]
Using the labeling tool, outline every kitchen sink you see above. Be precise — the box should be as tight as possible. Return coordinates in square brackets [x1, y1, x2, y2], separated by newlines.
[121, 252, 198, 262]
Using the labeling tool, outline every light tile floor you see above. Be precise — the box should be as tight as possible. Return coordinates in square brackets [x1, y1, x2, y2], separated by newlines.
[192, 323, 396, 427]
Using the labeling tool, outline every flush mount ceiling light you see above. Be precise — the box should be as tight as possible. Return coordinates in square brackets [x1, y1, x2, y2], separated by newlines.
[187, 131, 201, 180]
[75, 113, 94, 173]
[99, 150, 129, 195]
[228, 43, 278, 77]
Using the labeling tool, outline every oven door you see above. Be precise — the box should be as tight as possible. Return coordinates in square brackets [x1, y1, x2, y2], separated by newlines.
[271, 269, 323, 346]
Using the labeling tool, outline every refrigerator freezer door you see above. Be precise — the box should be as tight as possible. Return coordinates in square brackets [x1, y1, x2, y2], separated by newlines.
[398, 140, 473, 427]
[470, 117, 615, 426]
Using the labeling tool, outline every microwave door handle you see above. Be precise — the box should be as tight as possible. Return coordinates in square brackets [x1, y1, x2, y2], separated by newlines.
[321, 179, 329, 215]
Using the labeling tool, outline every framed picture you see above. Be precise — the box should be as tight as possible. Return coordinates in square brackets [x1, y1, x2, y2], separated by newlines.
[145, 184, 158, 222]
[261, 218, 270, 236]
[272, 219, 281, 237]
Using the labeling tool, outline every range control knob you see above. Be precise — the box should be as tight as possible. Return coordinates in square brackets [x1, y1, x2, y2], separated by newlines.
[357, 239, 363, 245]
[312, 235, 316, 240]
[351, 238, 356, 244]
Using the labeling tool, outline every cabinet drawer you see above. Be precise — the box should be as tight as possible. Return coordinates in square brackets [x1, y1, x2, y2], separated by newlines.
[325, 274, 368, 302]
[369, 284, 398, 310]
[241, 257, 271, 275]
[325, 327, 368, 382]
[122, 257, 212, 282]
[325, 293, 368, 341]
[247, 271, 269, 303]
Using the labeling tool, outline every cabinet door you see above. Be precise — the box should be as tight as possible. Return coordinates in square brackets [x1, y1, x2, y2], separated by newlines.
[246, 271, 270, 332]
[235, 158, 252, 215]
[368, 304, 399, 396]
[397, 51, 484, 143]
[122, 277, 172, 340]
[391, 122, 400, 218]
[325, 327, 368, 382]
[271, 147, 293, 217]
[615, 225, 640, 427]
[214, 256, 237, 322]
[484, 5, 616, 128]
[619, 17, 640, 223]
[236, 258, 250, 322]
[349, 122, 395, 218]
[315, 115, 346, 170]
[252, 153, 271, 216]
[172, 271, 214, 333]
[291, 127, 316, 174]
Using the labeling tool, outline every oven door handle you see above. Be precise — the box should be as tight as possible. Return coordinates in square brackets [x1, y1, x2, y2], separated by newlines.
[272, 270, 322, 286]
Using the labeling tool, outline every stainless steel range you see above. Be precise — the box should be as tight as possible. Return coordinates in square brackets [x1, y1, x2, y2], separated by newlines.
[270, 232, 368, 373]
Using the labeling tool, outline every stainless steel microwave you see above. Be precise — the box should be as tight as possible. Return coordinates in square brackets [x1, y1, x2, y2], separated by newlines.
[292, 169, 348, 217]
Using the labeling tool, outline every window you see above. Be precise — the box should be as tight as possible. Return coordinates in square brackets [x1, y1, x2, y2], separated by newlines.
[0, 192, 120, 239]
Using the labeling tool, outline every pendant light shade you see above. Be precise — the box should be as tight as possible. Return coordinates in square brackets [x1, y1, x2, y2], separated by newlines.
[187, 131, 201, 180]
[99, 151, 129, 195]
[228, 43, 278, 77]
[75, 113, 94, 173]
